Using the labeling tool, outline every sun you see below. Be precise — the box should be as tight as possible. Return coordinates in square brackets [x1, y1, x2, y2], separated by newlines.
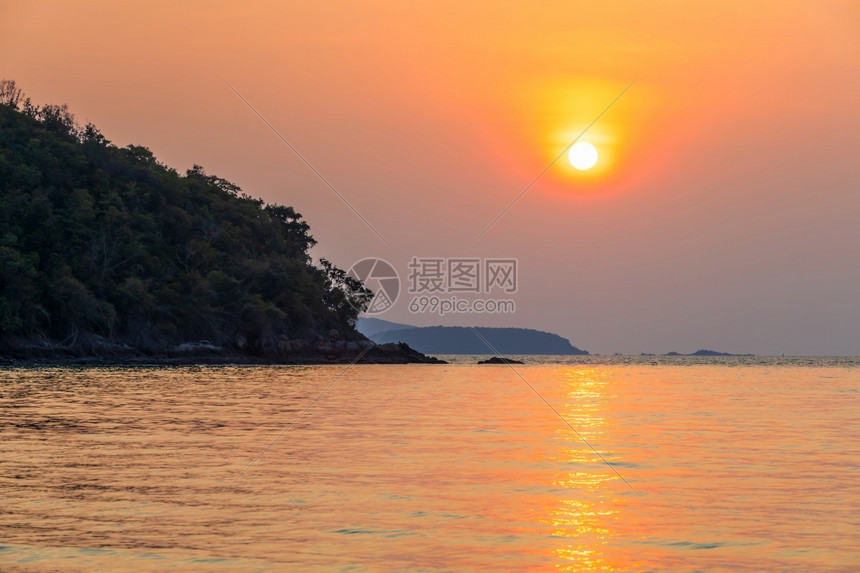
[568, 141, 598, 170]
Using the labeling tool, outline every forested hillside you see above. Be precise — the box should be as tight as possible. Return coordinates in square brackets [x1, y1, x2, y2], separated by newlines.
[0, 80, 376, 358]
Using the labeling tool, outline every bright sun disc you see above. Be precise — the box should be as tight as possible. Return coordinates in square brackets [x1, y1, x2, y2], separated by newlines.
[568, 141, 598, 170]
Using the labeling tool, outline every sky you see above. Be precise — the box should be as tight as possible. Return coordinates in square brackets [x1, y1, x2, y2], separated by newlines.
[2, 1, 858, 355]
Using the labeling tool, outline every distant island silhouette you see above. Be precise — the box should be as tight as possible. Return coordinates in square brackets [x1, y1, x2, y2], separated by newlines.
[357, 319, 589, 355]
[643, 349, 755, 357]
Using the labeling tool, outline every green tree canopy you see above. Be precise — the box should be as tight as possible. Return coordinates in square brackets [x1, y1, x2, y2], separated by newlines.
[0, 79, 371, 355]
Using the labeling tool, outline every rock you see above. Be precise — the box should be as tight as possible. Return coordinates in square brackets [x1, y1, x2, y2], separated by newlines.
[477, 356, 524, 364]
[1, 333, 447, 365]
[173, 341, 222, 354]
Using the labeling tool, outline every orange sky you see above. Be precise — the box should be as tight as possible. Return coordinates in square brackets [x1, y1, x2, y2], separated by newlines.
[2, 1, 858, 354]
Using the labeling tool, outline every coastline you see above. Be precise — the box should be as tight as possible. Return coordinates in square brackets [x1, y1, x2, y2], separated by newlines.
[0, 340, 447, 366]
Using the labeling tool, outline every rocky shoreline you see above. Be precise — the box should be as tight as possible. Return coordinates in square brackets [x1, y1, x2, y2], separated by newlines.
[0, 336, 447, 366]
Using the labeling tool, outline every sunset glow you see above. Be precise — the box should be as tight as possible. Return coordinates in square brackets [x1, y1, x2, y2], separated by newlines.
[2, 0, 858, 352]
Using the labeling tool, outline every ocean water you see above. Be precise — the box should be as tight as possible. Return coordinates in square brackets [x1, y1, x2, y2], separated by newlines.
[0, 357, 857, 571]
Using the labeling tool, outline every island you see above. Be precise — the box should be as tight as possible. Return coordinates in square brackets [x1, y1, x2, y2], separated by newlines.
[0, 80, 442, 364]
[358, 319, 589, 355]
[662, 349, 754, 357]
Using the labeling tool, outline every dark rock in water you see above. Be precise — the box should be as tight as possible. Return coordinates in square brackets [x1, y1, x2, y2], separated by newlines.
[352, 342, 447, 364]
[478, 356, 524, 364]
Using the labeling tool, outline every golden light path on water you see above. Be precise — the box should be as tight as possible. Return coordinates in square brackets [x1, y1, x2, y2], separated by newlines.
[0, 358, 858, 571]
[548, 369, 622, 571]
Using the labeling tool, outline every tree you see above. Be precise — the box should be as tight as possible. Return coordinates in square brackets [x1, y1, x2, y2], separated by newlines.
[319, 258, 373, 326]
[0, 79, 26, 109]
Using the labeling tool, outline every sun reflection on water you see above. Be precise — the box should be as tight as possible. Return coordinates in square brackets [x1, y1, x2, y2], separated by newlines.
[544, 368, 628, 572]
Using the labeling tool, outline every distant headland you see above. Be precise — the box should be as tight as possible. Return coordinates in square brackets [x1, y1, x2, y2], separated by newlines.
[357, 318, 589, 355]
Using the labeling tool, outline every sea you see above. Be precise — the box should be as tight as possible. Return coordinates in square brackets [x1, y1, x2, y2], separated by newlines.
[1, 356, 857, 571]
